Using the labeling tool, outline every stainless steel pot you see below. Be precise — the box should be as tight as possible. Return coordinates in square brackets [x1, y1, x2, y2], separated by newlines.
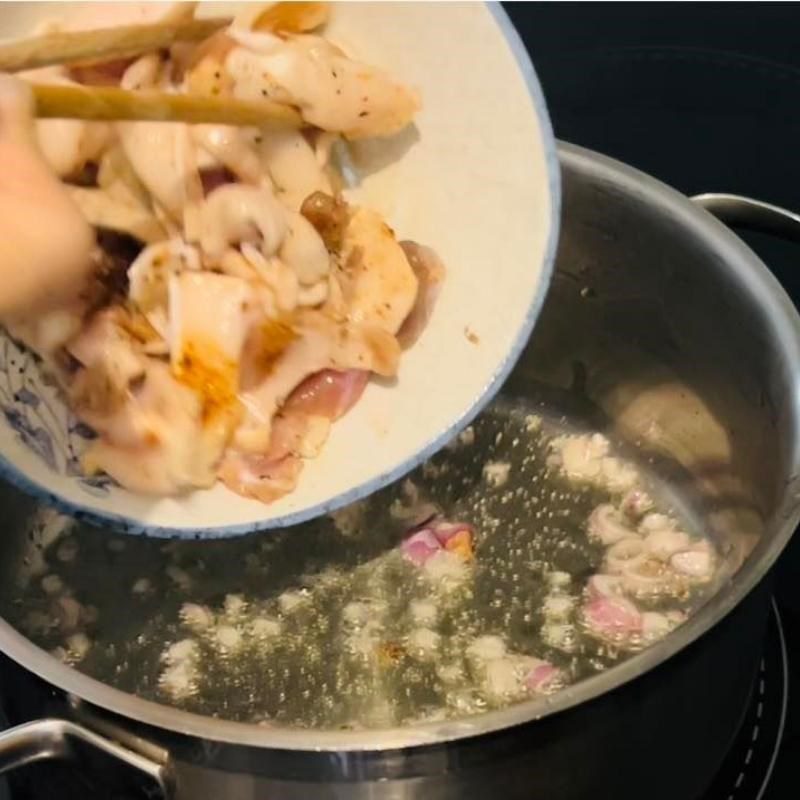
[0, 142, 799, 799]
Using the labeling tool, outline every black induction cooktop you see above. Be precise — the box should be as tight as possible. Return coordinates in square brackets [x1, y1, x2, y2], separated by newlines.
[503, 3, 800, 798]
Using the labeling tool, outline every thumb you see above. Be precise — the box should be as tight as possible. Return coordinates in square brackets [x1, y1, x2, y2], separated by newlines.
[0, 73, 36, 144]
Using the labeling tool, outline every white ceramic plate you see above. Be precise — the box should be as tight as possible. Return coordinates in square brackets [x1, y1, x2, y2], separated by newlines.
[0, 1, 559, 537]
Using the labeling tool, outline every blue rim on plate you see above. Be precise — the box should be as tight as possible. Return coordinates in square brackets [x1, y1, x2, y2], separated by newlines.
[0, 2, 561, 538]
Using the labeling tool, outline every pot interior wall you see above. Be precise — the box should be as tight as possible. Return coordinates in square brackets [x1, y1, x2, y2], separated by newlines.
[507, 146, 800, 572]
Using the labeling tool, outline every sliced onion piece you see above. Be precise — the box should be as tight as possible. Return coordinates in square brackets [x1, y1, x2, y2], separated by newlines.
[605, 537, 647, 575]
[588, 503, 637, 546]
[582, 595, 642, 642]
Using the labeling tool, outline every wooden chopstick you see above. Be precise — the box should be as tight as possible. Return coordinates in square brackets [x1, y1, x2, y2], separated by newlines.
[0, 17, 232, 74]
[32, 82, 304, 129]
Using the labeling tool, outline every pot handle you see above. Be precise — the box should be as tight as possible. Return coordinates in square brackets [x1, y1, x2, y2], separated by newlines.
[692, 193, 800, 242]
[0, 718, 171, 796]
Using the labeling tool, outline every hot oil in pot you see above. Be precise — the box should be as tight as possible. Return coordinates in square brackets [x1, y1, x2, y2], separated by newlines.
[3, 400, 722, 729]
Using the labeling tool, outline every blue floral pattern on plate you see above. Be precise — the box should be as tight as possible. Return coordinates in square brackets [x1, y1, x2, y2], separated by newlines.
[0, 335, 113, 497]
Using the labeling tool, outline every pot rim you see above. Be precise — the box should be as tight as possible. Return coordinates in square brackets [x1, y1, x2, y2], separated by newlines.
[3, 135, 800, 754]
